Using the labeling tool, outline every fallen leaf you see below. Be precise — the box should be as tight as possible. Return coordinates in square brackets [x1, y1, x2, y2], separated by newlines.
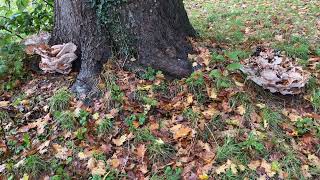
[237, 105, 246, 115]
[248, 160, 261, 170]
[0, 101, 9, 108]
[136, 144, 146, 159]
[52, 144, 72, 160]
[260, 159, 275, 177]
[112, 134, 128, 146]
[0, 164, 5, 173]
[301, 165, 312, 178]
[170, 124, 192, 139]
[111, 158, 120, 168]
[37, 140, 50, 154]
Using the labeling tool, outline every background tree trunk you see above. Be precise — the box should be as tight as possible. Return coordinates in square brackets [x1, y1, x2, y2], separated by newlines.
[50, 0, 195, 97]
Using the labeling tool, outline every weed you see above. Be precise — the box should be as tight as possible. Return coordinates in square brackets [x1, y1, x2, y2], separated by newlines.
[54, 111, 75, 131]
[216, 137, 246, 163]
[295, 117, 314, 136]
[261, 108, 282, 132]
[142, 96, 158, 107]
[134, 128, 156, 143]
[311, 89, 320, 112]
[186, 71, 206, 103]
[97, 117, 114, 135]
[209, 69, 233, 90]
[77, 109, 89, 126]
[49, 88, 72, 112]
[281, 151, 302, 179]
[75, 127, 87, 140]
[21, 155, 47, 177]
[182, 108, 199, 127]
[148, 139, 176, 164]
[211, 52, 225, 63]
[141, 67, 160, 81]
[0, 110, 10, 122]
[110, 82, 124, 103]
[241, 132, 265, 154]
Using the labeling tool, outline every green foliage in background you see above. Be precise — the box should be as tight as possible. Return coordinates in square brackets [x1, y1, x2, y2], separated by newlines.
[0, 0, 53, 90]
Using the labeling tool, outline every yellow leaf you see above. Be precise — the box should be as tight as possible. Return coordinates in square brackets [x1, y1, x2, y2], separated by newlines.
[137, 85, 152, 91]
[187, 94, 194, 105]
[23, 174, 29, 180]
[92, 113, 99, 120]
[209, 88, 218, 99]
[199, 173, 209, 180]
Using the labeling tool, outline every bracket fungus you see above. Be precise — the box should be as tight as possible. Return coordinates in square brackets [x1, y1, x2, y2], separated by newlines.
[241, 47, 310, 95]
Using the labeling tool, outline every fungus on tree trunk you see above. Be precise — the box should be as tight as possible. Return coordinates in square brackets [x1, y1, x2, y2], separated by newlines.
[50, 0, 196, 97]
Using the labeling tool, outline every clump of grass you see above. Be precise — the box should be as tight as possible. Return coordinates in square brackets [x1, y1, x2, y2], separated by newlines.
[209, 69, 233, 91]
[49, 88, 72, 112]
[182, 108, 199, 127]
[54, 111, 75, 131]
[97, 117, 114, 135]
[21, 155, 47, 177]
[311, 89, 320, 113]
[147, 139, 176, 164]
[134, 128, 156, 143]
[241, 132, 265, 155]
[216, 137, 246, 163]
[261, 108, 282, 132]
[0, 110, 10, 122]
[186, 71, 206, 103]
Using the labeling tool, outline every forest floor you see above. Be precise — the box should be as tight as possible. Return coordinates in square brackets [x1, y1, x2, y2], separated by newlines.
[1, 0, 320, 179]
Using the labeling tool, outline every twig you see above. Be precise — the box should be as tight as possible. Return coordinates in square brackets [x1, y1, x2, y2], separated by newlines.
[0, 25, 24, 39]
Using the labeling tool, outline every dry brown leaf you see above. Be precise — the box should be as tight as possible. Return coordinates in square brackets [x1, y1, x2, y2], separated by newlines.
[260, 159, 275, 177]
[248, 160, 261, 170]
[136, 144, 146, 159]
[0, 101, 10, 108]
[170, 124, 192, 139]
[301, 165, 312, 178]
[112, 134, 128, 146]
[111, 158, 120, 168]
[37, 140, 50, 154]
[52, 144, 72, 160]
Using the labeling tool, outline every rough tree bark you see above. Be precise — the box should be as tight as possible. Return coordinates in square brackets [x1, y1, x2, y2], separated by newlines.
[50, 0, 196, 97]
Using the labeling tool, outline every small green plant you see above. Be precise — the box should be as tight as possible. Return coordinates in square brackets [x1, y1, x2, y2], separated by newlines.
[110, 82, 124, 103]
[211, 52, 226, 63]
[97, 117, 114, 134]
[182, 108, 199, 127]
[49, 88, 72, 112]
[22, 155, 47, 177]
[142, 96, 158, 107]
[209, 69, 233, 90]
[311, 89, 320, 112]
[75, 127, 87, 140]
[125, 113, 148, 128]
[22, 133, 31, 149]
[241, 132, 265, 154]
[141, 67, 160, 81]
[134, 128, 156, 143]
[77, 109, 89, 126]
[0, 110, 10, 122]
[186, 71, 206, 103]
[295, 118, 314, 136]
[164, 166, 182, 180]
[54, 111, 75, 131]
[147, 139, 176, 164]
[261, 108, 282, 132]
[216, 137, 244, 163]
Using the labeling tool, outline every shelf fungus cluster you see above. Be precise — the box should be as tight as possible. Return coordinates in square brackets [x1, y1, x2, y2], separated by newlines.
[23, 32, 77, 74]
[241, 47, 310, 95]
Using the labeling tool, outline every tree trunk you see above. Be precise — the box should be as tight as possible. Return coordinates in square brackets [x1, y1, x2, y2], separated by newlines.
[50, 0, 195, 97]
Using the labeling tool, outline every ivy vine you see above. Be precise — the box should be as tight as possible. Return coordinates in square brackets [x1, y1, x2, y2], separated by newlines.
[89, 0, 136, 60]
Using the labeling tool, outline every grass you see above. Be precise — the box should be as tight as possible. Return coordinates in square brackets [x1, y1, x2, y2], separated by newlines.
[311, 89, 320, 112]
[147, 139, 176, 164]
[21, 155, 47, 177]
[49, 88, 72, 113]
[97, 117, 114, 135]
[54, 111, 75, 131]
